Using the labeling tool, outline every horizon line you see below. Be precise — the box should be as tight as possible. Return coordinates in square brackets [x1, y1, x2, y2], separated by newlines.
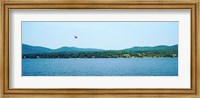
[22, 43, 178, 50]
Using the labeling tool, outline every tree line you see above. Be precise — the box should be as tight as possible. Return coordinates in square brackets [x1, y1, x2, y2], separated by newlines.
[22, 50, 178, 59]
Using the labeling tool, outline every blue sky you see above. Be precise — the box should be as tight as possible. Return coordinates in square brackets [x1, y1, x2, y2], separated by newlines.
[22, 21, 178, 50]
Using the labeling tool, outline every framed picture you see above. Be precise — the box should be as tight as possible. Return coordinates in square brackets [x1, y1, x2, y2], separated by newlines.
[0, 0, 199, 97]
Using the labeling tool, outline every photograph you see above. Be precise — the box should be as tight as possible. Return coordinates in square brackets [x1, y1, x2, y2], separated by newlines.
[2, 0, 198, 96]
[22, 21, 178, 76]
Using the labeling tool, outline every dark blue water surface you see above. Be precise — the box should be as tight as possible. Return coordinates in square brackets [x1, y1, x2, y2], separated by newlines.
[22, 58, 178, 76]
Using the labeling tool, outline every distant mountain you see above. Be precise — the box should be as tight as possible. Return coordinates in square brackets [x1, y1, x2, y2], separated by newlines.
[22, 44, 178, 54]
[53, 46, 103, 52]
[22, 44, 52, 54]
[124, 45, 178, 51]
[22, 44, 103, 54]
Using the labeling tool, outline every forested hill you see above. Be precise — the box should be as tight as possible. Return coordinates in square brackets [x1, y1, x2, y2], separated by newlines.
[22, 44, 103, 54]
[125, 45, 178, 51]
[22, 44, 178, 58]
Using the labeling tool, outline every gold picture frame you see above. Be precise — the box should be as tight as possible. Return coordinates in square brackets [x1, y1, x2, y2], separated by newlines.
[0, 0, 199, 98]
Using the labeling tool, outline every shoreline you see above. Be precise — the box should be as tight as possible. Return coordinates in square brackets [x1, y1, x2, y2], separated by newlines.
[22, 57, 178, 59]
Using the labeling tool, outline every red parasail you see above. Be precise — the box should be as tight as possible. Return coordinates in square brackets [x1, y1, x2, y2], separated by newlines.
[74, 36, 78, 39]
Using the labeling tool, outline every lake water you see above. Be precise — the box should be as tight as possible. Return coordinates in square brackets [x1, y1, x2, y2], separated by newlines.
[22, 58, 178, 76]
